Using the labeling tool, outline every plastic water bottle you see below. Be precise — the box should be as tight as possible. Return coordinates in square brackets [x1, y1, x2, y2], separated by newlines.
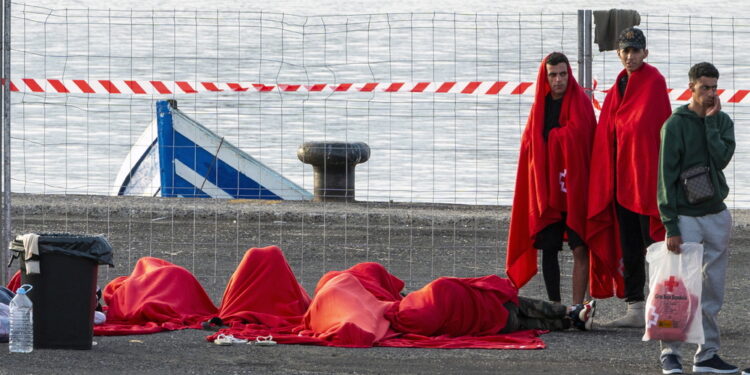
[9, 284, 33, 353]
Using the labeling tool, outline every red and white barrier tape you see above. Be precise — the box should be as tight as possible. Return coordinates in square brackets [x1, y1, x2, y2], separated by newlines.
[5, 78, 750, 103]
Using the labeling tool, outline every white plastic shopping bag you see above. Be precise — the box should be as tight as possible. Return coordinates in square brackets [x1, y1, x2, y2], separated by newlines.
[642, 241, 704, 344]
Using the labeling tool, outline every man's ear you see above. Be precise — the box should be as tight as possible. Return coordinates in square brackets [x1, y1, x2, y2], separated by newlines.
[688, 81, 695, 92]
[643, 49, 649, 59]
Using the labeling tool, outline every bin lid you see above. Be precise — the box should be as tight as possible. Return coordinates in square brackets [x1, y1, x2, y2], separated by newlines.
[10, 233, 114, 267]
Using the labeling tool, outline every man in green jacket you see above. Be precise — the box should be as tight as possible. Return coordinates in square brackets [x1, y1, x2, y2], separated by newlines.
[657, 62, 737, 375]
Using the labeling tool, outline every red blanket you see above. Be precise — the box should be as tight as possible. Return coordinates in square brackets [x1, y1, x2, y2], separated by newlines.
[386, 275, 518, 337]
[506, 55, 597, 289]
[645, 276, 699, 342]
[210, 255, 543, 349]
[95, 257, 218, 336]
[217, 246, 311, 328]
[6, 270, 20, 291]
[380, 275, 542, 349]
[587, 63, 672, 298]
[301, 272, 396, 347]
[314, 262, 404, 302]
[88, 247, 545, 349]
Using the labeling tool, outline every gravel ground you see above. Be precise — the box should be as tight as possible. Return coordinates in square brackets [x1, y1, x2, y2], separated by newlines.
[1, 193, 748, 374]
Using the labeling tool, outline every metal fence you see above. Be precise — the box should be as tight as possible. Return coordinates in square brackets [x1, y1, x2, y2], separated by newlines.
[1, 4, 749, 295]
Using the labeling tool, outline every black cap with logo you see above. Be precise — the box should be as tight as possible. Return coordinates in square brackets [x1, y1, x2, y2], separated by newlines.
[618, 27, 646, 50]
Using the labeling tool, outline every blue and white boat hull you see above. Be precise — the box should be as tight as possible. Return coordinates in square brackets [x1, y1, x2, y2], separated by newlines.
[113, 100, 312, 200]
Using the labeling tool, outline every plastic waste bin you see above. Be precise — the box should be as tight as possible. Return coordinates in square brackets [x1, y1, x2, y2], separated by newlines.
[10, 234, 114, 350]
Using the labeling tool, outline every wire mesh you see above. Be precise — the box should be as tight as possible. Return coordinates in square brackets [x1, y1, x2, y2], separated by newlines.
[3, 5, 749, 299]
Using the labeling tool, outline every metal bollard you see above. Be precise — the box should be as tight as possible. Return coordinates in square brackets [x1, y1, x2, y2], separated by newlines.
[297, 141, 370, 202]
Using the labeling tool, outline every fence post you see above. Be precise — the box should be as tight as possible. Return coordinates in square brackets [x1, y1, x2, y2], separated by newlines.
[577, 9, 593, 98]
[1, 0, 10, 285]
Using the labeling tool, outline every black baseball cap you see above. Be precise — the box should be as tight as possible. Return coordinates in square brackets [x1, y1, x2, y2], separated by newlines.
[618, 27, 646, 50]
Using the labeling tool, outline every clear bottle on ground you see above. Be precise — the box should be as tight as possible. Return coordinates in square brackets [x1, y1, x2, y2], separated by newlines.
[9, 284, 33, 353]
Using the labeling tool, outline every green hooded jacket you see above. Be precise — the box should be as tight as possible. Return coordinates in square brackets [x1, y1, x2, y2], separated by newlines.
[657, 104, 735, 237]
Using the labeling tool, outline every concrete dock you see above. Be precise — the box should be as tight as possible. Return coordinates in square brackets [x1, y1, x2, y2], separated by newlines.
[2, 193, 749, 374]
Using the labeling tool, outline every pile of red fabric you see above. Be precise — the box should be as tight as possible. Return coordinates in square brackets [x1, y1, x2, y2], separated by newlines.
[95, 257, 218, 335]
[4, 246, 544, 349]
[6, 246, 546, 349]
[645, 276, 699, 342]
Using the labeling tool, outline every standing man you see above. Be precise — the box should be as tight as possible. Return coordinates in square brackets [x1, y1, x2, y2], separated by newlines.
[586, 27, 672, 327]
[506, 52, 596, 306]
[657, 62, 737, 375]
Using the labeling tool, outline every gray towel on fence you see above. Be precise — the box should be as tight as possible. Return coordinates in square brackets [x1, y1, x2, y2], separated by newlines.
[594, 9, 641, 51]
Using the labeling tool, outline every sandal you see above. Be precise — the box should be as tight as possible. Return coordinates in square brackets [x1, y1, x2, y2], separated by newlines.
[214, 334, 248, 346]
[252, 335, 277, 346]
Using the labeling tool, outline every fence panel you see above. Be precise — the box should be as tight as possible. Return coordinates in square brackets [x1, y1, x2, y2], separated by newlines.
[4, 5, 748, 296]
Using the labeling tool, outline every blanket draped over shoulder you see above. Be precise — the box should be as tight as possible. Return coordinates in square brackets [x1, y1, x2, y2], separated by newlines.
[506, 55, 596, 290]
[586, 63, 672, 298]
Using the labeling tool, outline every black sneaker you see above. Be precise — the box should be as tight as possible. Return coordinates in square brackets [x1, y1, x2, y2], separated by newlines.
[693, 355, 738, 374]
[661, 354, 683, 374]
[569, 300, 596, 331]
[741, 368, 749, 375]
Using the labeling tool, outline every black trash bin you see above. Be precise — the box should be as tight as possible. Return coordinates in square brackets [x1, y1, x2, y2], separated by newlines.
[10, 233, 114, 350]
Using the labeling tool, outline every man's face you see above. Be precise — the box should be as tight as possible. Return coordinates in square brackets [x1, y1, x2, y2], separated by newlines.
[617, 47, 648, 73]
[546, 62, 568, 99]
[690, 76, 719, 108]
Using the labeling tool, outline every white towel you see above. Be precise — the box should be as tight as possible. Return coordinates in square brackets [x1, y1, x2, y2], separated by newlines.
[20, 233, 40, 275]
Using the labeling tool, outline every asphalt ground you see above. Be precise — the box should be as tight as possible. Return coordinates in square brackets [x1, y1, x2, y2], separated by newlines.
[1, 193, 748, 374]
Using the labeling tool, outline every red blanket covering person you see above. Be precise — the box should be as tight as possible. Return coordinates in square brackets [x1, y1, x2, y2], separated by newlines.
[95, 257, 218, 336]
[86, 246, 545, 349]
[381, 275, 544, 349]
[314, 262, 404, 302]
[212, 255, 544, 349]
[216, 245, 311, 328]
[302, 272, 396, 347]
[387, 275, 518, 336]
[506, 55, 597, 289]
[586, 63, 672, 298]
[303, 267, 543, 349]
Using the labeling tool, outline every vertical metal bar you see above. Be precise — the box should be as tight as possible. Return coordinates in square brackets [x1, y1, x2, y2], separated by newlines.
[577, 10, 584, 86]
[1, 0, 10, 285]
[584, 10, 593, 98]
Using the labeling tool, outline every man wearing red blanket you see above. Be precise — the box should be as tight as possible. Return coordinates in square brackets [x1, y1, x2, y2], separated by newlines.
[587, 27, 672, 327]
[506, 52, 596, 306]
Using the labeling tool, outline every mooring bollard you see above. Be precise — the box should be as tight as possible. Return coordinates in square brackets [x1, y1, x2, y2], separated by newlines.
[297, 142, 370, 202]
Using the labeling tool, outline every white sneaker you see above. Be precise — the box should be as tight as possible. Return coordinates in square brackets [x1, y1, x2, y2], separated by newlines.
[570, 300, 596, 331]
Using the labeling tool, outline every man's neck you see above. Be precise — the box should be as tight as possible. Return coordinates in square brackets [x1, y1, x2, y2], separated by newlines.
[688, 101, 707, 118]
[624, 63, 644, 76]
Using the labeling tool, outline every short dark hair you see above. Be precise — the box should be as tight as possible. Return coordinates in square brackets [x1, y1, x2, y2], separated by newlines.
[545, 52, 569, 67]
[689, 62, 719, 82]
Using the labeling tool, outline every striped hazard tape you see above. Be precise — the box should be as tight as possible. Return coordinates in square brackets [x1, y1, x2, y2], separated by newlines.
[5, 78, 750, 103]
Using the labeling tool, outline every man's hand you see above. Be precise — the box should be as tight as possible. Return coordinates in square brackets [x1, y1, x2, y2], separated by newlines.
[706, 96, 721, 117]
[666, 235, 683, 254]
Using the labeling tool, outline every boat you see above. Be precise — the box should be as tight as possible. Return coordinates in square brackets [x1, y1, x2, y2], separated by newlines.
[112, 100, 312, 200]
